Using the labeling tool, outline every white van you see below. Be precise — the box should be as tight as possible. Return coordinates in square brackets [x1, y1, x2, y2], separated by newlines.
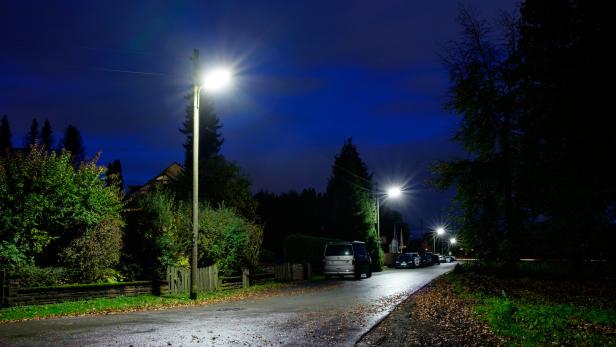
[323, 241, 372, 279]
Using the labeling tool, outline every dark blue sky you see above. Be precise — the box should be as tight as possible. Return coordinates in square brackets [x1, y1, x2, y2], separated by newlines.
[0, 0, 516, 225]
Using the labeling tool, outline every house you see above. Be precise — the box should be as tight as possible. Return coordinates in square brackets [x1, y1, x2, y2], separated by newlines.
[127, 162, 184, 198]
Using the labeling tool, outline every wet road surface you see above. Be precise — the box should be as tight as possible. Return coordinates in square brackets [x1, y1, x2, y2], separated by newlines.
[0, 264, 455, 346]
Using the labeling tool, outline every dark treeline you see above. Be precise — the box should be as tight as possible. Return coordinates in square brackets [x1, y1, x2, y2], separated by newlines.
[0, 115, 124, 190]
[255, 188, 328, 256]
[256, 138, 404, 267]
[435, 0, 613, 260]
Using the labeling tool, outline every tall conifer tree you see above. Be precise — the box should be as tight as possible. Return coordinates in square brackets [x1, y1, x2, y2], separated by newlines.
[24, 118, 40, 148]
[59, 125, 85, 166]
[40, 119, 54, 151]
[326, 138, 382, 268]
[0, 115, 11, 156]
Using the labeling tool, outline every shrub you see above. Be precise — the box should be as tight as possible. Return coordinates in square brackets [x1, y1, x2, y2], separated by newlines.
[9, 265, 71, 287]
[124, 189, 263, 278]
[197, 205, 263, 275]
[61, 218, 123, 283]
[0, 146, 123, 276]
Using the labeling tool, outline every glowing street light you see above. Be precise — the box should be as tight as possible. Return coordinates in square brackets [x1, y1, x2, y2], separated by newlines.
[202, 68, 232, 92]
[434, 226, 446, 253]
[190, 50, 232, 300]
[387, 186, 402, 198]
[450, 237, 457, 245]
[375, 185, 403, 243]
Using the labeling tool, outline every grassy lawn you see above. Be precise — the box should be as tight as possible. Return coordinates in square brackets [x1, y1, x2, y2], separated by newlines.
[0, 281, 285, 322]
[448, 262, 616, 346]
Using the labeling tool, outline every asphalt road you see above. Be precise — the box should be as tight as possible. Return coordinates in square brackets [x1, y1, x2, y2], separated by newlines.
[0, 263, 455, 346]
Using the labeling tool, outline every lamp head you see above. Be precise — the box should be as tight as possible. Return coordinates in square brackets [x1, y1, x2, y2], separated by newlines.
[436, 227, 445, 235]
[202, 68, 232, 92]
[386, 186, 402, 198]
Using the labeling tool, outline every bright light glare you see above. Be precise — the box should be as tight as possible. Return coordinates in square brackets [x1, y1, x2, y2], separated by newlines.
[436, 227, 445, 235]
[450, 237, 457, 244]
[202, 68, 232, 91]
[387, 186, 402, 198]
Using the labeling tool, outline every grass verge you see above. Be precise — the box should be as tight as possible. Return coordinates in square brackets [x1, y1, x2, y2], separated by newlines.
[447, 262, 616, 346]
[0, 281, 285, 323]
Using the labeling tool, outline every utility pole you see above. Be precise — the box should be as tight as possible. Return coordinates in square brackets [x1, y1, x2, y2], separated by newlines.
[190, 49, 200, 300]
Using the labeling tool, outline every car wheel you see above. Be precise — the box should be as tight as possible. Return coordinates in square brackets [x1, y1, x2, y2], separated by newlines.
[366, 268, 372, 278]
[354, 272, 362, 280]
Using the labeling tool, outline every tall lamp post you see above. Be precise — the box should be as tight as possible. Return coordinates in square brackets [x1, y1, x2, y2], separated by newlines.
[434, 227, 445, 253]
[190, 49, 232, 300]
[375, 185, 402, 242]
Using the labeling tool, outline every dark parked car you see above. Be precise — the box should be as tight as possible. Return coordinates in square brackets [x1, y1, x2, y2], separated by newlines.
[432, 253, 440, 265]
[394, 252, 421, 268]
[419, 252, 434, 266]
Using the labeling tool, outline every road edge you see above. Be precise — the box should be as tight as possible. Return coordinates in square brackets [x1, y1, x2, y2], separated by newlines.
[354, 269, 454, 346]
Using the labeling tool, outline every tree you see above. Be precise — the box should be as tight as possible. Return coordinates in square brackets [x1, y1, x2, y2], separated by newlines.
[434, 1, 612, 260]
[40, 119, 54, 151]
[0, 115, 12, 156]
[24, 118, 40, 148]
[59, 124, 85, 166]
[106, 159, 124, 193]
[434, 7, 521, 260]
[514, 0, 612, 258]
[326, 138, 382, 268]
[180, 91, 224, 171]
[0, 146, 123, 278]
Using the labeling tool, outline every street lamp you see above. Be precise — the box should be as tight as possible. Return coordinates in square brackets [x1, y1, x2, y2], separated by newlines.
[449, 237, 457, 245]
[190, 49, 232, 300]
[375, 185, 403, 240]
[434, 227, 445, 253]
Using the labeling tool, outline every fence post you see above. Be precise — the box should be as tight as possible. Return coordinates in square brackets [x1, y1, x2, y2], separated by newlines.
[242, 268, 250, 288]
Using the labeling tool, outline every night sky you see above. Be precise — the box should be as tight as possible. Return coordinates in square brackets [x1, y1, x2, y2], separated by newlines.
[0, 0, 516, 227]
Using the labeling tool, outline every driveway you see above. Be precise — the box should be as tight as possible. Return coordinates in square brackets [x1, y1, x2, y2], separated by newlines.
[0, 263, 456, 346]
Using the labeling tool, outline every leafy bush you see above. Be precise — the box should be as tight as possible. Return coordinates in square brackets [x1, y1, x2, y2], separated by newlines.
[9, 265, 71, 287]
[124, 189, 263, 278]
[197, 205, 263, 275]
[0, 146, 124, 279]
[61, 218, 123, 283]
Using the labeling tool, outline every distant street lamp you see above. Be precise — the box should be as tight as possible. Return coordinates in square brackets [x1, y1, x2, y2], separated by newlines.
[449, 237, 457, 245]
[434, 227, 445, 253]
[190, 49, 232, 300]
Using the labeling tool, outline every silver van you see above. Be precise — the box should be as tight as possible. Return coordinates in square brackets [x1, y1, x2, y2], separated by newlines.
[323, 241, 372, 279]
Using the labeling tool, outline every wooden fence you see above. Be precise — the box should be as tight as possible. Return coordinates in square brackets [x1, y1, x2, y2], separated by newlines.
[166, 265, 219, 294]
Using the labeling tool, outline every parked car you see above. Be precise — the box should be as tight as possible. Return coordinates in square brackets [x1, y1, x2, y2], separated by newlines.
[432, 253, 440, 265]
[323, 241, 372, 279]
[419, 252, 434, 266]
[394, 252, 421, 269]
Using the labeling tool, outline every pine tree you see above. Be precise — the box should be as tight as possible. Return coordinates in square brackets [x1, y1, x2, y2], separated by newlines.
[40, 119, 54, 151]
[0, 115, 11, 156]
[59, 125, 85, 166]
[24, 118, 40, 148]
[326, 138, 382, 268]
[179, 91, 224, 173]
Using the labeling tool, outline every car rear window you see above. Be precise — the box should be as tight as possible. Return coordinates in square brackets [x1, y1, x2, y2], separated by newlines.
[397, 254, 412, 261]
[325, 244, 353, 256]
